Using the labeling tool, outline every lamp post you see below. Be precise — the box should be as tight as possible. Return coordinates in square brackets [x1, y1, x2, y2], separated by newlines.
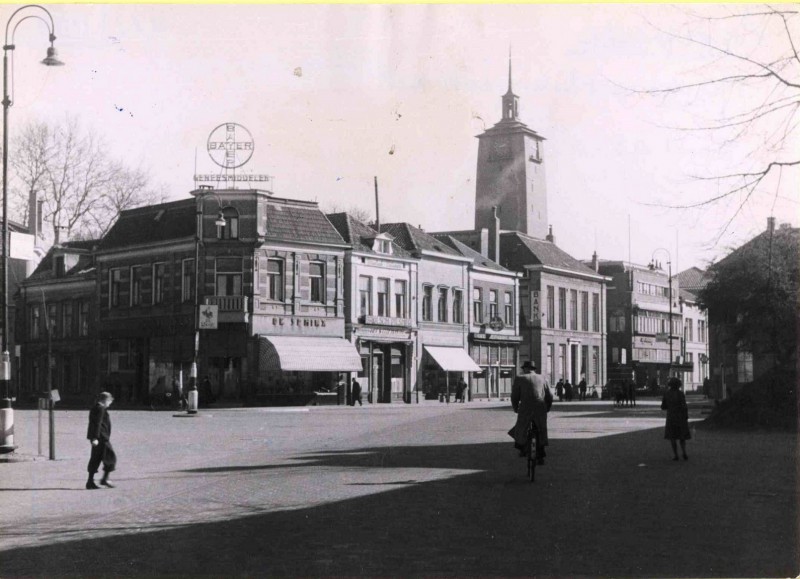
[650, 248, 673, 379]
[189, 188, 226, 414]
[1, 5, 63, 454]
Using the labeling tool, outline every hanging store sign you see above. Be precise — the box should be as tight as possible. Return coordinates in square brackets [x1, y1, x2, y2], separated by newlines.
[530, 290, 540, 327]
[198, 304, 219, 330]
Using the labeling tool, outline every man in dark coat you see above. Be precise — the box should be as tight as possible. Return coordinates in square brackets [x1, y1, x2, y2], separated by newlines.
[86, 392, 117, 489]
[508, 361, 553, 464]
[455, 378, 467, 403]
[628, 380, 637, 407]
[351, 378, 362, 406]
[578, 378, 587, 401]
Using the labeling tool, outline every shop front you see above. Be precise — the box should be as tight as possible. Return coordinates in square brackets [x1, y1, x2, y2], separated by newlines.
[469, 336, 519, 400]
[353, 324, 415, 404]
[420, 345, 481, 400]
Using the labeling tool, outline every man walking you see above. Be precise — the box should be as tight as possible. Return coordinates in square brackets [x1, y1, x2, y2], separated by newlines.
[351, 378, 362, 406]
[86, 392, 117, 490]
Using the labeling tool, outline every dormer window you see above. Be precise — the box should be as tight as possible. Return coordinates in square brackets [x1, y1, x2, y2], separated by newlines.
[371, 233, 394, 255]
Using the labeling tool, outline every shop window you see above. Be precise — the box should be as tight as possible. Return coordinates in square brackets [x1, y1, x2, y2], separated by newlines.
[267, 259, 284, 301]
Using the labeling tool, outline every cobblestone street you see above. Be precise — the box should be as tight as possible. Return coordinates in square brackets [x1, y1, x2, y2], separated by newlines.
[1, 398, 796, 577]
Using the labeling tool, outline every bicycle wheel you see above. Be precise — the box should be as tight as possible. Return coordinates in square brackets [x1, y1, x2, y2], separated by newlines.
[527, 426, 537, 482]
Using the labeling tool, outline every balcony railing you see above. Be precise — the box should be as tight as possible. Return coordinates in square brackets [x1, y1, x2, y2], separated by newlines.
[205, 295, 249, 323]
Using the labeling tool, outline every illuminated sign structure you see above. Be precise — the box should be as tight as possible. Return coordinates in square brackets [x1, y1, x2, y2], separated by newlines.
[194, 122, 273, 187]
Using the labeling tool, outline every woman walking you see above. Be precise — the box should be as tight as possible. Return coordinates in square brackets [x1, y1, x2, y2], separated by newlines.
[661, 377, 690, 461]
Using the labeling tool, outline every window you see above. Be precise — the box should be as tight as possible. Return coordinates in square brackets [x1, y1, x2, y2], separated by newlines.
[473, 288, 483, 324]
[152, 262, 165, 304]
[110, 268, 123, 308]
[377, 278, 390, 316]
[437, 287, 448, 322]
[309, 262, 325, 303]
[217, 207, 239, 240]
[422, 285, 433, 321]
[30, 305, 40, 340]
[569, 289, 578, 330]
[394, 280, 407, 318]
[181, 260, 194, 303]
[546, 343, 555, 384]
[130, 266, 145, 306]
[737, 347, 753, 383]
[359, 276, 372, 316]
[581, 291, 589, 331]
[79, 301, 89, 337]
[47, 304, 57, 337]
[592, 293, 599, 332]
[558, 344, 566, 380]
[698, 320, 706, 342]
[592, 346, 600, 384]
[685, 319, 694, 342]
[266, 259, 284, 301]
[489, 290, 498, 320]
[216, 257, 243, 296]
[558, 288, 567, 329]
[62, 301, 73, 338]
[452, 289, 463, 324]
[504, 291, 513, 325]
[547, 285, 555, 329]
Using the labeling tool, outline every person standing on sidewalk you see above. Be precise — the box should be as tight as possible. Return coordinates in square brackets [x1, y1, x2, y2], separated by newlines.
[351, 378, 362, 406]
[661, 377, 690, 461]
[86, 392, 117, 489]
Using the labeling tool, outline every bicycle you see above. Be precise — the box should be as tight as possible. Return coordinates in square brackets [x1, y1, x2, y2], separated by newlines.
[525, 420, 540, 482]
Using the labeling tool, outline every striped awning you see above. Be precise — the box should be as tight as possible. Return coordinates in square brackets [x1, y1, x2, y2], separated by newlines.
[424, 345, 481, 372]
[259, 336, 362, 372]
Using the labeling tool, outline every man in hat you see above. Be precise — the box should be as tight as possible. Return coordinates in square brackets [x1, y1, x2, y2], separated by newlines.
[508, 360, 553, 464]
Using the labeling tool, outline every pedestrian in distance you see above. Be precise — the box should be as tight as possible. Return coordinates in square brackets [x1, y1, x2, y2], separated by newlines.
[578, 378, 587, 401]
[661, 377, 691, 461]
[564, 380, 573, 402]
[455, 377, 467, 403]
[508, 361, 553, 464]
[172, 375, 185, 410]
[86, 392, 117, 490]
[628, 380, 637, 407]
[555, 379, 564, 402]
[351, 378, 362, 406]
[614, 382, 624, 407]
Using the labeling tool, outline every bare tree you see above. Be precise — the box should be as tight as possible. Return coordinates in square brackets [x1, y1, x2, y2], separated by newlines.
[10, 117, 166, 244]
[634, 6, 799, 241]
[324, 202, 375, 225]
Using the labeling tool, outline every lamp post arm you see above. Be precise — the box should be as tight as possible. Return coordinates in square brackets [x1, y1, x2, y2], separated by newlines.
[5, 5, 56, 46]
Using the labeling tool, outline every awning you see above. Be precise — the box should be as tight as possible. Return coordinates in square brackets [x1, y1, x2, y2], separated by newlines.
[424, 345, 481, 372]
[259, 336, 362, 372]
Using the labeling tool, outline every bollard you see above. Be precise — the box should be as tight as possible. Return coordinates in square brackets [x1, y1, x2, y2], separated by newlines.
[0, 398, 16, 454]
[186, 362, 198, 414]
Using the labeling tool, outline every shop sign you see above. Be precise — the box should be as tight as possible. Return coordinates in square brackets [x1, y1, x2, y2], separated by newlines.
[271, 316, 327, 328]
[363, 315, 412, 328]
[358, 326, 412, 340]
[530, 291, 540, 327]
[198, 304, 218, 329]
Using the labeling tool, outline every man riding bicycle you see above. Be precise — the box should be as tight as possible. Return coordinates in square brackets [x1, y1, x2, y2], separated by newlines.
[509, 360, 553, 464]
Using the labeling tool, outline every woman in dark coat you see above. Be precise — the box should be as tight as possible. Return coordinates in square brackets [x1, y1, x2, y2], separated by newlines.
[661, 377, 690, 461]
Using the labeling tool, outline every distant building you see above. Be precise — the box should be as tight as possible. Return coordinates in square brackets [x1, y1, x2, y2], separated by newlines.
[678, 289, 708, 391]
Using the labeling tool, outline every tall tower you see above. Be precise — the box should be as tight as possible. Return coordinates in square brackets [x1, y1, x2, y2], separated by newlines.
[474, 53, 548, 239]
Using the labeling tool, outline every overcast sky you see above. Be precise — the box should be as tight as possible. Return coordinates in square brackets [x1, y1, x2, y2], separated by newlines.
[5, 3, 797, 273]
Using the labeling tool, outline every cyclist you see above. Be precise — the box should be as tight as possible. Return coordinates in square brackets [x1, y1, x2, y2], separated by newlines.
[508, 360, 553, 464]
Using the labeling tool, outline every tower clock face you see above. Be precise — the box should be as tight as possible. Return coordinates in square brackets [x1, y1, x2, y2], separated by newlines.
[491, 139, 511, 161]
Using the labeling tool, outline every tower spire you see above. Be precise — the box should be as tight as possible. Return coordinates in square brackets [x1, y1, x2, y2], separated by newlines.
[502, 48, 519, 121]
[508, 46, 513, 93]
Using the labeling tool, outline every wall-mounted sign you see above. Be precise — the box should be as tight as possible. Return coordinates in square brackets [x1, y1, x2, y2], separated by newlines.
[198, 304, 219, 330]
[531, 290, 540, 327]
[489, 316, 505, 332]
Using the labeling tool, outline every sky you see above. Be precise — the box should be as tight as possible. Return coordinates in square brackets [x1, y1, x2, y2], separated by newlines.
[3, 3, 797, 273]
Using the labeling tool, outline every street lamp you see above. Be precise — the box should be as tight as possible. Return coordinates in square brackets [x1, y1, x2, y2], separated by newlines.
[1, 5, 64, 454]
[649, 248, 674, 379]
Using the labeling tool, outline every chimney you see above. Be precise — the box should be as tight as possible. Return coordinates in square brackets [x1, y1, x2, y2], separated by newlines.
[767, 216, 776, 233]
[487, 206, 501, 263]
[779, 222, 791, 230]
[591, 251, 599, 272]
[546, 225, 554, 243]
[478, 228, 489, 258]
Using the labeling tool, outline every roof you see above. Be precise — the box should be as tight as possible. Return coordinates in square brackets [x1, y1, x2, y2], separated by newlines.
[679, 288, 699, 303]
[99, 199, 196, 251]
[716, 224, 799, 269]
[433, 234, 509, 272]
[380, 223, 462, 258]
[266, 201, 345, 245]
[326, 212, 412, 258]
[26, 240, 98, 284]
[501, 231, 599, 276]
[675, 267, 711, 292]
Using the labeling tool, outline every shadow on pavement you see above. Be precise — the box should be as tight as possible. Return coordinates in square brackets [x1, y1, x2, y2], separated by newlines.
[1, 421, 795, 579]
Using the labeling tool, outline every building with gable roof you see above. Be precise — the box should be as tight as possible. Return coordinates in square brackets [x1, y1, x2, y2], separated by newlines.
[381, 222, 479, 401]
[327, 212, 418, 403]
